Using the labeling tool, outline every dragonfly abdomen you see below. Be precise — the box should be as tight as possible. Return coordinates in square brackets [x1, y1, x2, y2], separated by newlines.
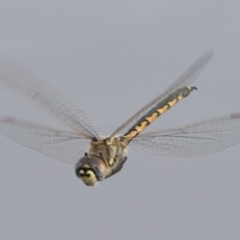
[123, 86, 197, 141]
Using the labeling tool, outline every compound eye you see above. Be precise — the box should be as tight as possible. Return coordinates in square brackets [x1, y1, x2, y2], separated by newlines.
[92, 165, 103, 180]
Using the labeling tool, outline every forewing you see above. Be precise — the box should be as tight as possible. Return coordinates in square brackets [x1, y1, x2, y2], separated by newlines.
[0, 116, 89, 164]
[0, 56, 101, 139]
[131, 113, 240, 157]
[110, 49, 213, 138]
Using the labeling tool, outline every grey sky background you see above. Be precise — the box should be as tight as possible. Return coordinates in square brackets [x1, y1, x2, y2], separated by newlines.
[0, 1, 240, 239]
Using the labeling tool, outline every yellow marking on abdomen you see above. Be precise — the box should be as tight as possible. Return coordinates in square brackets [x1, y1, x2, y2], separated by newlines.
[124, 120, 149, 139]
[168, 98, 178, 107]
[124, 130, 138, 139]
[177, 95, 183, 101]
[157, 105, 169, 114]
[145, 112, 159, 123]
[135, 120, 149, 132]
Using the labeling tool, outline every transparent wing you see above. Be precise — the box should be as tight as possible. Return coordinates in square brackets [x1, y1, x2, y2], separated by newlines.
[110, 49, 213, 138]
[0, 116, 89, 164]
[0, 56, 101, 139]
[130, 113, 240, 157]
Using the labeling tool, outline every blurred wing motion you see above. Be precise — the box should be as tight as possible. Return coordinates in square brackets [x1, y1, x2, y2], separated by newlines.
[0, 56, 101, 139]
[110, 49, 213, 138]
[0, 117, 89, 164]
[131, 113, 240, 157]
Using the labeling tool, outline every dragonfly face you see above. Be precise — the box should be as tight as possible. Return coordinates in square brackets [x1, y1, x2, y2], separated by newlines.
[2, 49, 240, 187]
[75, 155, 107, 186]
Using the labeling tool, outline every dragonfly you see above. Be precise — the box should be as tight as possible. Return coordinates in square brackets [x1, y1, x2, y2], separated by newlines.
[0, 50, 240, 186]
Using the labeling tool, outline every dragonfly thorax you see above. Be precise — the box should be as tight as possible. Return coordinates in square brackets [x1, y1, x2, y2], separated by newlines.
[89, 138, 127, 166]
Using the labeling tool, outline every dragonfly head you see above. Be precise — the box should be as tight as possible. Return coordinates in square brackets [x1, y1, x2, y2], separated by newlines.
[75, 155, 107, 186]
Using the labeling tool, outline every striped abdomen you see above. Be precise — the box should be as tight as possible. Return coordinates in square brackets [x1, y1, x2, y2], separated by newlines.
[122, 86, 197, 142]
